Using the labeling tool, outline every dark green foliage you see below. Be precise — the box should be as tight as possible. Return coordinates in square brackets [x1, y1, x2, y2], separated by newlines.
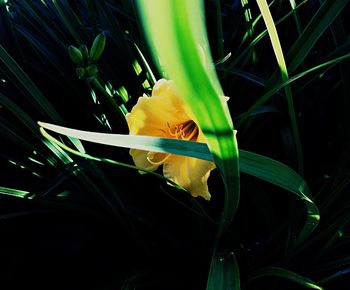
[0, 0, 350, 289]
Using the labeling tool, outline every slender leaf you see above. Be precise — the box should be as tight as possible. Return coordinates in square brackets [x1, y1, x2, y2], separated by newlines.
[0, 186, 31, 199]
[245, 267, 323, 290]
[238, 53, 350, 124]
[137, 0, 240, 244]
[285, 0, 349, 75]
[38, 122, 319, 243]
[207, 250, 240, 290]
[241, 0, 349, 122]
[0, 44, 62, 122]
[257, 0, 303, 174]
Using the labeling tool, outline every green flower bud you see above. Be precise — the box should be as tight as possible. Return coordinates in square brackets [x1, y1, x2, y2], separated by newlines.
[68, 45, 83, 64]
[89, 32, 106, 63]
[79, 44, 89, 62]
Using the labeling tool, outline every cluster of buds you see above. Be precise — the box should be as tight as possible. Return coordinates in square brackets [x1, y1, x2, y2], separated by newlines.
[68, 32, 106, 79]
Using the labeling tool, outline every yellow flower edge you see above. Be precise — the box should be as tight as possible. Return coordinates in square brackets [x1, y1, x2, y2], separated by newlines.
[125, 79, 216, 200]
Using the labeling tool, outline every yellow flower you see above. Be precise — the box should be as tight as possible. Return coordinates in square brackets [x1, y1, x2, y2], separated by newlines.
[125, 79, 216, 200]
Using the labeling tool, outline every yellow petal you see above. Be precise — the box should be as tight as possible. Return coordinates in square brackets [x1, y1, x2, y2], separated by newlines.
[152, 79, 192, 122]
[126, 94, 189, 137]
[196, 127, 208, 143]
[130, 149, 159, 174]
[152, 79, 179, 105]
[163, 155, 216, 200]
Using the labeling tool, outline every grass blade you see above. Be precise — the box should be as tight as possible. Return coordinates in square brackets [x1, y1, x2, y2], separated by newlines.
[38, 121, 213, 161]
[239, 150, 319, 245]
[0, 44, 63, 122]
[238, 52, 350, 124]
[256, 0, 303, 174]
[214, 0, 224, 59]
[207, 251, 240, 290]
[240, 0, 349, 125]
[38, 122, 319, 244]
[137, 0, 240, 238]
[245, 267, 323, 289]
[0, 186, 31, 199]
[285, 0, 349, 75]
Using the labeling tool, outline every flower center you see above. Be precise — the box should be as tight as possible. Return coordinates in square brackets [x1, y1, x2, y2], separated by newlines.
[167, 120, 199, 141]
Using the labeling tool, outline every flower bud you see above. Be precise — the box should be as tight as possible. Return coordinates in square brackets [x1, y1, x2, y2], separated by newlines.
[68, 45, 83, 64]
[79, 44, 89, 62]
[89, 32, 106, 62]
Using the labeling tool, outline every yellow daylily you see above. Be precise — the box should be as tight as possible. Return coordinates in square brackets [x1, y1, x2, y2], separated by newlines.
[125, 79, 216, 200]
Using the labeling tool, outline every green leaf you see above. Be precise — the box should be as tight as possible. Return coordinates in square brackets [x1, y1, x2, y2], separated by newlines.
[0, 186, 32, 199]
[137, 0, 240, 241]
[245, 267, 323, 290]
[238, 52, 350, 124]
[51, 0, 84, 44]
[133, 43, 157, 86]
[0, 44, 62, 122]
[241, 0, 349, 123]
[239, 150, 319, 245]
[38, 122, 319, 243]
[285, 0, 349, 75]
[256, 0, 303, 174]
[38, 121, 212, 161]
[207, 251, 240, 290]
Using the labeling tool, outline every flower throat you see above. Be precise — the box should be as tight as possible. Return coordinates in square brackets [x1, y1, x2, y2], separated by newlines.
[167, 120, 199, 141]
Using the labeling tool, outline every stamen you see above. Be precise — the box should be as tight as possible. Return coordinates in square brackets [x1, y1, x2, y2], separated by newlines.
[185, 125, 198, 141]
[167, 120, 199, 141]
[167, 122, 177, 137]
[147, 152, 172, 165]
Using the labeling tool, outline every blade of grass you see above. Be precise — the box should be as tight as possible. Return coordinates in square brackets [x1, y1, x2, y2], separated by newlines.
[133, 43, 157, 86]
[19, 1, 67, 50]
[239, 149, 319, 245]
[0, 116, 38, 152]
[215, 0, 224, 59]
[256, 0, 303, 174]
[288, 0, 302, 34]
[41, 124, 222, 232]
[328, 16, 350, 174]
[318, 267, 350, 285]
[239, 0, 348, 124]
[39, 126, 188, 192]
[240, 0, 256, 62]
[38, 121, 319, 244]
[285, 0, 348, 75]
[207, 251, 240, 290]
[237, 52, 350, 124]
[38, 121, 213, 161]
[0, 186, 31, 198]
[137, 0, 240, 247]
[0, 44, 62, 122]
[226, 0, 307, 74]
[245, 267, 323, 290]
[51, 0, 84, 44]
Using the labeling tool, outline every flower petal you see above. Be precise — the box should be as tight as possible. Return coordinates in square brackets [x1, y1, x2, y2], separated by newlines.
[126, 94, 189, 138]
[130, 149, 159, 174]
[163, 155, 216, 200]
[152, 79, 192, 122]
